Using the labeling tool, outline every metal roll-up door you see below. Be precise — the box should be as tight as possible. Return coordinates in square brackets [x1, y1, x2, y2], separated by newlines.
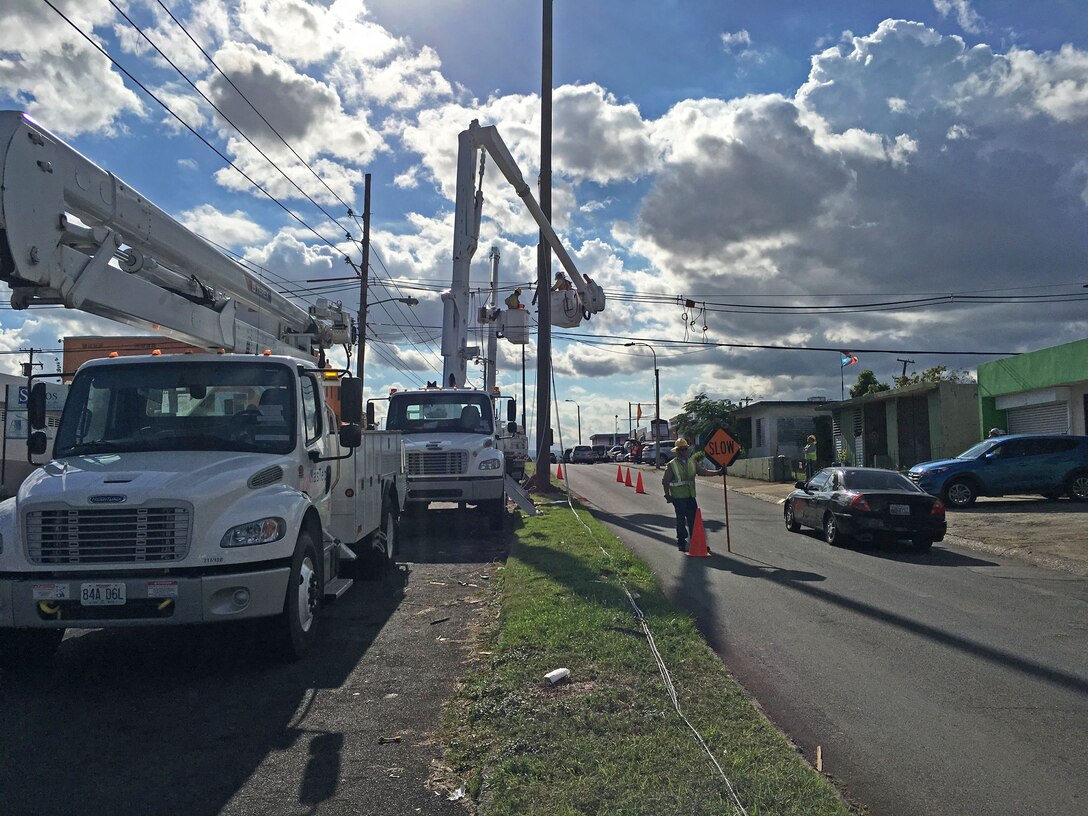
[1007, 402, 1070, 435]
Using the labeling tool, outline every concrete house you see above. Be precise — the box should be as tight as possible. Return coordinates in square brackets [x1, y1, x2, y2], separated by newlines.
[732, 400, 828, 461]
[978, 337, 1087, 436]
[825, 381, 979, 470]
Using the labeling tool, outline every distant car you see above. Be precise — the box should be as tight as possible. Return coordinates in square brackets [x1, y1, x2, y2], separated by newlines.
[607, 446, 624, 461]
[591, 445, 609, 462]
[642, 441, 677, 465]
[908, 434, 1088, 507]
[572, 445, 595, 464]
[562, 448, 573, 464]
[549, 451, 558, 464]
[784, 467, 946, 549]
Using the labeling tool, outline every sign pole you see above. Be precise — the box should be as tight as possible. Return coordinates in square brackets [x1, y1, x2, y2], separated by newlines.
[722, 471, 731, 553]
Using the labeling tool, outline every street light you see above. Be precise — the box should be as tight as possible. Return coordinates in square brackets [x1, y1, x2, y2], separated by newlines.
[625, 342, 661, 468]
[358, 296, 419, 380]
[564, 399, 582, 445]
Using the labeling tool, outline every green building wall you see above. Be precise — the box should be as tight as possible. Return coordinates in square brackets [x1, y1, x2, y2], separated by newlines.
[977, 338, 1088, 436]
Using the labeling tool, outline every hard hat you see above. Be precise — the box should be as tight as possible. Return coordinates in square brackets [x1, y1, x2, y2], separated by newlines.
[807, 435, 816, 441]
[989, 428, 1005, 436]
[672, 438, 690, 451]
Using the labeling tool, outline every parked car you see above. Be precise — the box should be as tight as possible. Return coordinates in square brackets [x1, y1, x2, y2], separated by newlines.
[908, 434, 1088, 507]
[572, 445, 595, 464]
[641, 441, 678, 465]
[562, 448, 573, 464]
[549, 451, 558, 464]
[607, 445, 624, 461]
[591, 445, 609, 462]
[785, 467, 946, 549]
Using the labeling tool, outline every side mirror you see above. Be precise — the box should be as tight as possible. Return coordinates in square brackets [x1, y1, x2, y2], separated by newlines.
[507, 399, 516, 422]
[365, 401, 376, 430]
[340, 378, 362, 424]
[507, 421, 517, 434]
[28, 383, 47, 430]
[339, 423, 362, 448]
[28, 430, 48, 456]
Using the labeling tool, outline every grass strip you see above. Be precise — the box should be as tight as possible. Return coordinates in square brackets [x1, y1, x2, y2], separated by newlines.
[442, 485, 858, 815]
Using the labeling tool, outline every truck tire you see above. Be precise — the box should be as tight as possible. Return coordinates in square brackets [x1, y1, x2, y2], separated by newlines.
[0, 628, 64, 672]
[357, 504, 397, 580]
[273, 530, 322, 661]
[943, 478, 978, 508]
[484, 498, 506, 531]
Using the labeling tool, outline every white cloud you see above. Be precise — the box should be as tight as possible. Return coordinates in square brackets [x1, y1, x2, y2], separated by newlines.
[0, 0, 145, 135]
[179, 204, 271, 247]
[721, 30, 752, 53]
[932, 0, 983, 34]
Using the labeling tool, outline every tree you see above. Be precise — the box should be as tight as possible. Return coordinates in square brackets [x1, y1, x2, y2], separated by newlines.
[672, 393, 738, 445]
[849, 370, 890, 398]
[893, 365, 975, 389]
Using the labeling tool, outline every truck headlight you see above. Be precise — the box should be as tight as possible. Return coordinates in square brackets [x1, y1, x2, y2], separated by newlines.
[478, 459, 502, 471]
[220, 517, 286, 548]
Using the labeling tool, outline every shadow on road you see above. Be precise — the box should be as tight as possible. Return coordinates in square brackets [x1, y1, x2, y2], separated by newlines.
[0, 569, 407, 816]
[793, 529, 1001, 568]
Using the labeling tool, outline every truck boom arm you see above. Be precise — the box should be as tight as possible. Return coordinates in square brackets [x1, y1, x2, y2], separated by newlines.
[442, 120, 602, 387]
[0, 111, 351, 359]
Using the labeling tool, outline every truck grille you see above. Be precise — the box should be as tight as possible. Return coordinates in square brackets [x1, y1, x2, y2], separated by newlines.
[406, 451, 468, 476]
[25, 506, 192, 565]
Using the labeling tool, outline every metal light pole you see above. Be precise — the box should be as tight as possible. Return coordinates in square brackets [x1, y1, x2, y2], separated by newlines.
[564, 399, 581, 445]
[359, 296, 418, 388]
[626, 342, 660, 467]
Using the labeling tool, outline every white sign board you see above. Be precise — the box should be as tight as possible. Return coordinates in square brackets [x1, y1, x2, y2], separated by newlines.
[5, 383, 67, 440]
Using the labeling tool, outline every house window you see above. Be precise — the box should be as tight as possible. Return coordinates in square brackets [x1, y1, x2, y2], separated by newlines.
[755, 417, 764, 448]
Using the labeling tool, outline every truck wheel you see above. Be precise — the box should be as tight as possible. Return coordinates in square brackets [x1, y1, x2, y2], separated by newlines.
[485, 498, 506, 531]
[0, 628, 64, 672]
[273, 530, 321, 661]
[943, 478, 977, 508]
[1066, 472, 1088, 502]
[358, 505, 397, 580]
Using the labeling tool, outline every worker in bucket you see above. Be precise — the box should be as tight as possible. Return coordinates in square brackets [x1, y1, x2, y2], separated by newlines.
[804, 434, 818, 478]
[662, 438, 717, 553]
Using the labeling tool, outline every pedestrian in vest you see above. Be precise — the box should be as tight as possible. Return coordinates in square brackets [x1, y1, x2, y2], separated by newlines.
[804, 434, 818, 478]
[662, 438, 717, 553]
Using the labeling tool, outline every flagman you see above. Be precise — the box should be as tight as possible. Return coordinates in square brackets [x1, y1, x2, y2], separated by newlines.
[662, 439, 719, 553]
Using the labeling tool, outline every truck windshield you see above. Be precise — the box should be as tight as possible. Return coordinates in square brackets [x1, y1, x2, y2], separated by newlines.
[54, 361, 296, 457]
[386, 393, 493, 434]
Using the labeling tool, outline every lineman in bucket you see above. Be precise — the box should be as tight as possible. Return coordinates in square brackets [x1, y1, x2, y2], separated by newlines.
[662, 438, 718, 553]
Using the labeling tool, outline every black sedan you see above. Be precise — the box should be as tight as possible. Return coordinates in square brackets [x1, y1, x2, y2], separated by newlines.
[784, 467, 946, 550]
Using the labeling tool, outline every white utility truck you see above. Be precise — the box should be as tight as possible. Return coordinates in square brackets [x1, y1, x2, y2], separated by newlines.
[395, 121, 603, 521]
[0, 111, 405, 669]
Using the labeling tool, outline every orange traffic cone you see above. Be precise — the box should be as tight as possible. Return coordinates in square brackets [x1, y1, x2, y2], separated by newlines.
[616, 464, 624, 483]
[624, 467, 633, 487]
[635, 472, 646, 494]
[556, 462, 564, 479]
[687, 508, 710, 557]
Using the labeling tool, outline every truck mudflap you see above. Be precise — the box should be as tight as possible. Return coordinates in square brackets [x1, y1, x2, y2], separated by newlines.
[0, 566, 291, 628]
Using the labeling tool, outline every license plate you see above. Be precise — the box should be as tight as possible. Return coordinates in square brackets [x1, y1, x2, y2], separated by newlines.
[889, 504, 910, 516]
[80, 582, 126, 606]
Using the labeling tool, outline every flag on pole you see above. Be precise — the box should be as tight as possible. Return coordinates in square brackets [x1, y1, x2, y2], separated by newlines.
[636, 403, 643, 421]
[840, 352, 858, 367]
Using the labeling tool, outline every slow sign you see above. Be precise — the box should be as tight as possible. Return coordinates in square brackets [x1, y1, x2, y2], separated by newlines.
[703, 427, 741, 469]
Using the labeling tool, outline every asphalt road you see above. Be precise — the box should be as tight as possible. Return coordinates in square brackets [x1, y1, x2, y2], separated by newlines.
[0, 505, 504, 816]
[563, 463, 1088, 816]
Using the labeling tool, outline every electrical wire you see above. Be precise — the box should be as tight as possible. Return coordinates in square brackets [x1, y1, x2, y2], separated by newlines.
[37, 0, 351, 260]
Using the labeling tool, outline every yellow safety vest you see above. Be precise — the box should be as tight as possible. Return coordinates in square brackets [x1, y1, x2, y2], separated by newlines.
[667, 458, 698, 499]
[804, 442, 817, 461]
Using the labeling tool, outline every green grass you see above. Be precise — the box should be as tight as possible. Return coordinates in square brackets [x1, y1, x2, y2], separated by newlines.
[442, 486, 858, 815]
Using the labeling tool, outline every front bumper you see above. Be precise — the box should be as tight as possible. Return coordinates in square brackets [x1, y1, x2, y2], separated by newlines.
[0, 566, 290, 628]
[405, 474, 505, 504]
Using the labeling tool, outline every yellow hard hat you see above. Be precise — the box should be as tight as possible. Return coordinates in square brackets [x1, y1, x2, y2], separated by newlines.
[807, 435, 816, 441]
[672, 438, 690, 451]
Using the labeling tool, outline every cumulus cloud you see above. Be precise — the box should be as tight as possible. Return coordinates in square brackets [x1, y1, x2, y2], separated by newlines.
[721, 30, 752, 53]
[932, 0, 983, 34]
[0, 0, 144, 135]
[180, 204, 270, 247]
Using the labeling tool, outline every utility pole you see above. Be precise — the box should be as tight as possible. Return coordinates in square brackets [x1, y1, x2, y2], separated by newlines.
[897, 358, 915, 379]
[356, 173, 372, 383]
[531, 0, 554, 489]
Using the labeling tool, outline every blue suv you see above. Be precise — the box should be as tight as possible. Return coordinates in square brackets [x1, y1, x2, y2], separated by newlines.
[908, 434, 1088, 508]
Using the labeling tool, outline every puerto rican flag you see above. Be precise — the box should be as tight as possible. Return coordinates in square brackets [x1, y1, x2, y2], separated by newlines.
[840, 352, 858, 367]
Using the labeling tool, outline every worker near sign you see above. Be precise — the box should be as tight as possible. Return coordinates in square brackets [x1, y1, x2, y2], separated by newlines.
[804, 434, 818, 478]
[662, 438, 717, 553]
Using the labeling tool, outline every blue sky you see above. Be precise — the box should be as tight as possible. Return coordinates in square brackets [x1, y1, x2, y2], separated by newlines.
[2, 0, 1087, 443]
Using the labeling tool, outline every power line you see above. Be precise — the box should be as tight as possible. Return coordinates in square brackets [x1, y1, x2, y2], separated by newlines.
[38, 0, 351, 259]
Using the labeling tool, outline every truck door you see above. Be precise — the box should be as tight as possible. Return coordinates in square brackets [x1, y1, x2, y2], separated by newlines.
[300, 375, 333, 518]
